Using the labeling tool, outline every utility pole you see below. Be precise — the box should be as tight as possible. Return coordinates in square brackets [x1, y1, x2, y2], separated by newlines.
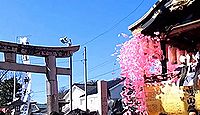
[69, 52, 73, 111]
[13, 37, 18, 101]
[84, 47, 88, 111]
[68, 40, 73, 112]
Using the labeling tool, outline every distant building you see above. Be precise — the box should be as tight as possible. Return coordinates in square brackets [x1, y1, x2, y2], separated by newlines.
[29, 102, 47, 115]
[62, 78, 125, 114]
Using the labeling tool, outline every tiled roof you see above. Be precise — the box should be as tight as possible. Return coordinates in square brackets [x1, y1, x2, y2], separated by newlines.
[74, 83, 97, 93]
[107, 77, 125, 89]
[80, 77, 125, 97]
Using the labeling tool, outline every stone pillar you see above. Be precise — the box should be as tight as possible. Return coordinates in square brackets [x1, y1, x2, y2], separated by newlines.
[45, 56, 59, 114]
[97, 81, 108, 115]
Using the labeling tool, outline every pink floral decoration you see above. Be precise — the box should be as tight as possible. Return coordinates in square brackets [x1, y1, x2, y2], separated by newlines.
[119, 33, 162, 114]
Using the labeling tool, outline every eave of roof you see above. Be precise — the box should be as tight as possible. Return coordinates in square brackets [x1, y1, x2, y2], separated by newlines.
[168, 19, 200, 37]
[128, 0, 163, 31]
[128, 0, 199, 36]
[166, 19, 200, 50]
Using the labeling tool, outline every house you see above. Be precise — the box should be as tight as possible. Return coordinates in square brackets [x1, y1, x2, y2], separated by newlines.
[61, 78, 125, 114]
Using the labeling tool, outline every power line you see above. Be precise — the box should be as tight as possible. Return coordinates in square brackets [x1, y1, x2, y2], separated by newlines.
[78, 0, 145, 81]
[32, 90, 45, 94]
[77, 0, 145, 79]
[30, 59, 83, 65]
[56, 1, 147, 82]
[88, 58, 114, 72]
[81, 0, 145, 46]
[76, 67, 120, 84]
[74, 57, 118, 83]
[57, 59, 83, 64]
[89, 67, 121, 80]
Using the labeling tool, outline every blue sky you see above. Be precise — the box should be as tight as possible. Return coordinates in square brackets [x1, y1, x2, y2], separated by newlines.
[0, 0, 157, 103]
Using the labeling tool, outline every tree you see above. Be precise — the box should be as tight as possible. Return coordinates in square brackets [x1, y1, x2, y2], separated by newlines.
[0, 76, 22, 106]
[58, 86, 68, 99]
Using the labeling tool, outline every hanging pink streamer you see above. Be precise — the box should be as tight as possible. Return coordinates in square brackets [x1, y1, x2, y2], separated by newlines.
[119, 33, 162, 114]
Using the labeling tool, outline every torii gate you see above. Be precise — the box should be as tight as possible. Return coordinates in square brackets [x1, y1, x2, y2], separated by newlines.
[0, 41, 80, 114]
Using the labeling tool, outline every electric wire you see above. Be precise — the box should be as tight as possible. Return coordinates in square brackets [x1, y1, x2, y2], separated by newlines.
[75, 0, 145, 83]
[30, 59, 83, 65]
[88, 58, 114, 72]
[88, 67, 121, 80]
[81, 0, 145, 46]
[78, 67, 121, 84]
[74, 57, 118, 83]
[37, 0, 145, 85]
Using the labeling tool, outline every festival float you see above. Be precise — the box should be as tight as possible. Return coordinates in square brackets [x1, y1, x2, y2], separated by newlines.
[118, 0, 200, 114]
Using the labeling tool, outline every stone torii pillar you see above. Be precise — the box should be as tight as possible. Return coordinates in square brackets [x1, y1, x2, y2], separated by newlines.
[0, 41, 80, 114]
[46, 55, 59, 113]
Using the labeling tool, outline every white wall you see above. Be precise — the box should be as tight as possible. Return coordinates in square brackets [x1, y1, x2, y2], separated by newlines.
[62, 86, 85, 113]
[62, 81, 123, 114]
[79, 94, 99, 112]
